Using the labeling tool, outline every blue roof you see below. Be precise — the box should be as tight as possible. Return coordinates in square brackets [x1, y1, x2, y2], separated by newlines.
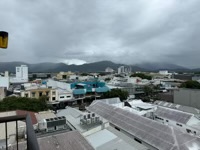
[73, 89, 86, 95]
[95, 87, 110, 93]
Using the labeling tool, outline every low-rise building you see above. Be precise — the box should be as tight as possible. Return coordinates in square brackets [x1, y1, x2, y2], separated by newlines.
[174, 88, 200, 109]
[56, 71, 74, 80]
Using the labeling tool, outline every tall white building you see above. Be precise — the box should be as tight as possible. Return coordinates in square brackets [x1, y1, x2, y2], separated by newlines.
[10, 65, 28, 83]
[16, 65, 28, 81]
[118, 66, 131, 74]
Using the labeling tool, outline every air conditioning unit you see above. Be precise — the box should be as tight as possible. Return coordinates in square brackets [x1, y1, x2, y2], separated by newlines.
[87, 119, 91, 125]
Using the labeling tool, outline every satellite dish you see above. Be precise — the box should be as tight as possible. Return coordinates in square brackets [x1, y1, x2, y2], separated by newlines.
[0, 31, 8, 49]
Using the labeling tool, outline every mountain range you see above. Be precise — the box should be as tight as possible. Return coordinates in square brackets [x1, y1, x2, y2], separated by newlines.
[0, 61, 196, 73]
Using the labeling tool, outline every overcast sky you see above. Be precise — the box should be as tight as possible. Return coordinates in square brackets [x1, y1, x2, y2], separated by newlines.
[0, 0, 200, 67]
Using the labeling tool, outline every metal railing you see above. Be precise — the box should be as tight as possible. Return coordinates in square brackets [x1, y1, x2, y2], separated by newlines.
[0, 114, 39, 150]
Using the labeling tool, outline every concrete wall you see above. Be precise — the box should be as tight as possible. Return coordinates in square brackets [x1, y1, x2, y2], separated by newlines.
[0, 87, 6, 101]
[0, 77, 9, 89]
[174, 88, 200, 109]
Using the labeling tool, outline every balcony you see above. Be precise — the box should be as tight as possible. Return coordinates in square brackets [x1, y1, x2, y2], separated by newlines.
[0, 114, 39, 150]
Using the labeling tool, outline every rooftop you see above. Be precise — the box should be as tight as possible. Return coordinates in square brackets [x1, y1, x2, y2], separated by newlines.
[88, 101, 200, 150]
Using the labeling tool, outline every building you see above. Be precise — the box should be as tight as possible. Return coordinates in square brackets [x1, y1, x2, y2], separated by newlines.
[56, 71, 74, 80]
[118, 66, 131, 74]
[71, 80, 109, 98]
[10, 65, 28, 83]
[174, 88, 200, 109]
[172, 74, 193, 81]
[56, 106, 148, 150]
[50, 88, 73, 102]
[21, 87, 51, 100]
[88, 101, 200, 150]
[0, 87, 7, 101]
[105, 67, 114, 73]
[0, 76, 9, 89]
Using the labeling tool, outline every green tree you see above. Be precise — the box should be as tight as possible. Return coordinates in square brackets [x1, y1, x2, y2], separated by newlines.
[105, 78, 111, 82]
[130, 73, 152, 80]
[101, 89, 129, 101]
[0, 96, 49, 112]
[180, 80, 200, 89]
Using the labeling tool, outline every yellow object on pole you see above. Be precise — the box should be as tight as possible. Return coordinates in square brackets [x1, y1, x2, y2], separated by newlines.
[0, 31, 8, 49]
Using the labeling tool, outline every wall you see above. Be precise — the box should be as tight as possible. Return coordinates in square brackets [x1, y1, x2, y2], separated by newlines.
[0, 77, 9, 89]
[0, 87, 6, 101]
[174, 88, 200, 109]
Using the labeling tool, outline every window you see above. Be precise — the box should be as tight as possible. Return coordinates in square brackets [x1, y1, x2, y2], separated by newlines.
[52, 97, 56, 101]
[186, 129, 192, 134]
[155, 116, 164, 120]
[176, 123, 182, 127]
[46, 92, 49, 96]
[52, 91, 56, 95]
[166, 120, 169, 122]
[25, 94, 28, 97]
[32, 92, 35, 97]
[60, 96, 65, 99]
[39, 92, 42, 97]
[67, 96, 71, 98]
[134, 138, 142, 144]
[115, 126, 120, 131]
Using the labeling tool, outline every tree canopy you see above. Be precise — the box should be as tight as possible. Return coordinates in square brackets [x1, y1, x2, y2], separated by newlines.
[180, 80, 200, 89]
[0, 96, 49, 112]
[130, 73, 152, 80]
[101, 88, 129, 101]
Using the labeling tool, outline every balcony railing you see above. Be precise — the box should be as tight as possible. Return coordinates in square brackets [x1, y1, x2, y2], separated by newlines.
[0, 114, 39, 150]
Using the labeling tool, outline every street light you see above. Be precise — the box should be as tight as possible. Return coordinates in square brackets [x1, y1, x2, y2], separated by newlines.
[0, 31, 8, 49]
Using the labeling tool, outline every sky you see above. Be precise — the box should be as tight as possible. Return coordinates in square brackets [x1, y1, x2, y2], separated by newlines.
[0, 0, 200, 68]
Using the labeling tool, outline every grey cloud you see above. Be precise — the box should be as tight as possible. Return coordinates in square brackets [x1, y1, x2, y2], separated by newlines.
[0, 0, 200, 67]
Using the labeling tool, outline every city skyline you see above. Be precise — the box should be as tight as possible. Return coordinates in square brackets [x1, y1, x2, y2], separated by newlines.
[0, 0, 200, 67]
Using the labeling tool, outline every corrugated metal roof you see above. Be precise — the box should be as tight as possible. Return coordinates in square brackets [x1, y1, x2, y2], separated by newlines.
[155, 106, 193, 124]
[100, 97, 121, 104]
[154, 100, 200, 114]
[88, 101, 200, 150]
[38, 131, 94, 150]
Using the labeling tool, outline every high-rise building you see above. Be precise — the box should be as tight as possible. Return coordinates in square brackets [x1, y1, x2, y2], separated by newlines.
[118, 66, 131, 74]
[16, 65, 28, 81]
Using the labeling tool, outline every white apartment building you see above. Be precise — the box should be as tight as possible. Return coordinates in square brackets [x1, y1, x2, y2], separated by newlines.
[10, 65, 28, 83]
[118, 66, 131, 74]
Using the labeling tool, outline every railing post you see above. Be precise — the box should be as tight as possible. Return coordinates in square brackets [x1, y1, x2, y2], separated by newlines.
[26, 114, 40, 150]
[16, 120, 18, 150]
[5, 122, 8, 150]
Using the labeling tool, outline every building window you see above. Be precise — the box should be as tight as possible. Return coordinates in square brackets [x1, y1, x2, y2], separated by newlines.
[176, 123, 182, 127]
[60, 96, 65, 99]
[134, 138, 142, 144]
[52, 97, 56, 101]
[52, 91, 56, 95]
[186, 129, 191, 133]
[166, 120, 169, 122]
[155, 116, 164, 121]
[25, 94, 28, 97]
[115, 126, 120, 131]
[32, 92, 35, 97]
[67, 96, 71, 98]
[46, 92, 49, 96]
[39, 92, 43, 97]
